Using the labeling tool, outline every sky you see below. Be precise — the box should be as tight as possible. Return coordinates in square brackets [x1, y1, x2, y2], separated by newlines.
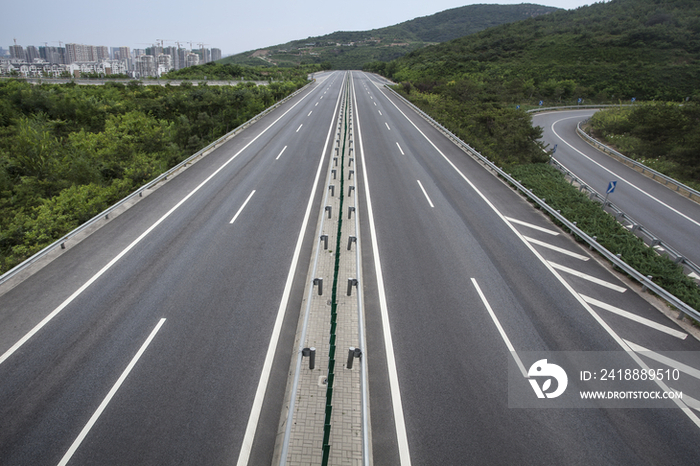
[4, 0, 599, 57]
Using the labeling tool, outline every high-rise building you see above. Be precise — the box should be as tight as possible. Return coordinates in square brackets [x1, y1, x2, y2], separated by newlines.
[65, 43, 88, 63]
[39, 46, 65, 64]
[177, 48, 188, 69]
[136, 54, 156, 77]
[96, 46, 109, 61]
[118, 46, 131, 70]
[9, 44, 25, 61]
[186, 53, 199, 68]
[211, 48, 221, 61]
[26, 46, 40, 62]
[157, 54, 172, 75]
[164, 46, 179, 70]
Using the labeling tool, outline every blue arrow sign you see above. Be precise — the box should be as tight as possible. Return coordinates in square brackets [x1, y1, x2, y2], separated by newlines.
[539, 100, 543, 106]
[607, 181, 617, 194]
[552, 144, 557, 154]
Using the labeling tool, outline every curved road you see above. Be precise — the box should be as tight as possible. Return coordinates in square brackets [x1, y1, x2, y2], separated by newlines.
[532, 110, 700, 270]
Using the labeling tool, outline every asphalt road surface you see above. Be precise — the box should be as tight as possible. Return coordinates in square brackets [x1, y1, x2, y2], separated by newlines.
[532, 109, 700, 270]
[0, 71, 344, 465]
[0, 71, 698, 466]
[353, 72, 700, 465]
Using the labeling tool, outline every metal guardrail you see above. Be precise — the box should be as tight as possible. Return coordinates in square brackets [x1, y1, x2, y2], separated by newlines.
[0, 80, 314, 287]
[576, 120, 700, 203]
[383, 85, 700, 322]
[548, 157, 700, 280]
[526, 104, 628, 113]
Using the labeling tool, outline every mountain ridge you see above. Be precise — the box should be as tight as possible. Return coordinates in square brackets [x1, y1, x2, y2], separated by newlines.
[220, 3, 560, 69]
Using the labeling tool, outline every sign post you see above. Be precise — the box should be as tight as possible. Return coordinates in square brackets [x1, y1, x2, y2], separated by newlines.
[603, 181, 617, 207]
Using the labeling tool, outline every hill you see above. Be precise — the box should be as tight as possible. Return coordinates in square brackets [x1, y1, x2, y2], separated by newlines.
[372, 0, 700, 102]
[221, 3, 560, 69]
[362, 0, 700, 168]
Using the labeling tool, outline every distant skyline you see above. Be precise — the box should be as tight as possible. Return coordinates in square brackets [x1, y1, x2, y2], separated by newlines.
[4, 0, 601, 58]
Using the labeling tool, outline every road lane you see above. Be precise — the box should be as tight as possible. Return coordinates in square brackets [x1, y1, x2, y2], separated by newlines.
[532, 110, 700, 269]
[354, 72, 700, 465]
[0, 71, 346, 465]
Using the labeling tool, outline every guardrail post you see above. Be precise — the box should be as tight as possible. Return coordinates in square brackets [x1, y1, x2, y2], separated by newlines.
[348, 206, 355, 219]
[348, 185, 355, 196]
[325, 206, 332, 218]
[302, 347, 316, 370]
[347, 278, 358, 296]
[347, 236, 356, 250]
[329, 185, 335, 196]
[346, 347, 362, 369]
[320, 234, 328, 250]
[313, 278, 323, 296]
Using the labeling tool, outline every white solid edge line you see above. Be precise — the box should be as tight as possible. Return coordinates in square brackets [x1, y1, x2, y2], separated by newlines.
[230, 190, 256, 224]
[624, 339, 700, 380]
[548, 261, 627, 293]
[369, 73, 700, 429]
[276, 145, 288, 161]
[505, 216, 559, 235]
[471, 278, 527, 377]
[550, 116, 700, 229]
[523, 236, 589, 261]
[235, 71, 344, 466]
[581, 294, 687, 340]
[0, 86, 315, 368]
[416, 180, 434, 208]
[57, 318, 166, 466]
[355, 74, 412, 466]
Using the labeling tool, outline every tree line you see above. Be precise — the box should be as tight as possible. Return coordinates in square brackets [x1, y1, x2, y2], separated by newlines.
[0, 78, 306, 273]
[588, 102, 700, 188]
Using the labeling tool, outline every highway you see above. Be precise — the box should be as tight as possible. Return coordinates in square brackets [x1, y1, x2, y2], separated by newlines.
[532, 109, 700, 270]
[352, 72, 700, 465]
[0, 70, 699, 466]
[0, 71, 344, 465]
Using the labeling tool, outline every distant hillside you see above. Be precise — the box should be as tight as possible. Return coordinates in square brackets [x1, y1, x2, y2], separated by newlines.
[221, 3, 560, 69]
[374, 0, 700, 102]
[362, 0, 700, 168]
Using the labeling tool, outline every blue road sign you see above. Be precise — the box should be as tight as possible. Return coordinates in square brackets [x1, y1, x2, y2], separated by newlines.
[552, 144, 557, 154]
[607, 181, 617, 194]
[539, 100, 543, 106]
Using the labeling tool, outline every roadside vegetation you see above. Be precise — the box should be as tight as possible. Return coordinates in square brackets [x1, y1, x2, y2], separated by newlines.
[509, 164, 700, 314]
[587, 102, 700, 190]
[364, 0, 700, 313]
[0, 77, 307, 274]
[161, 63, 320, 81]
